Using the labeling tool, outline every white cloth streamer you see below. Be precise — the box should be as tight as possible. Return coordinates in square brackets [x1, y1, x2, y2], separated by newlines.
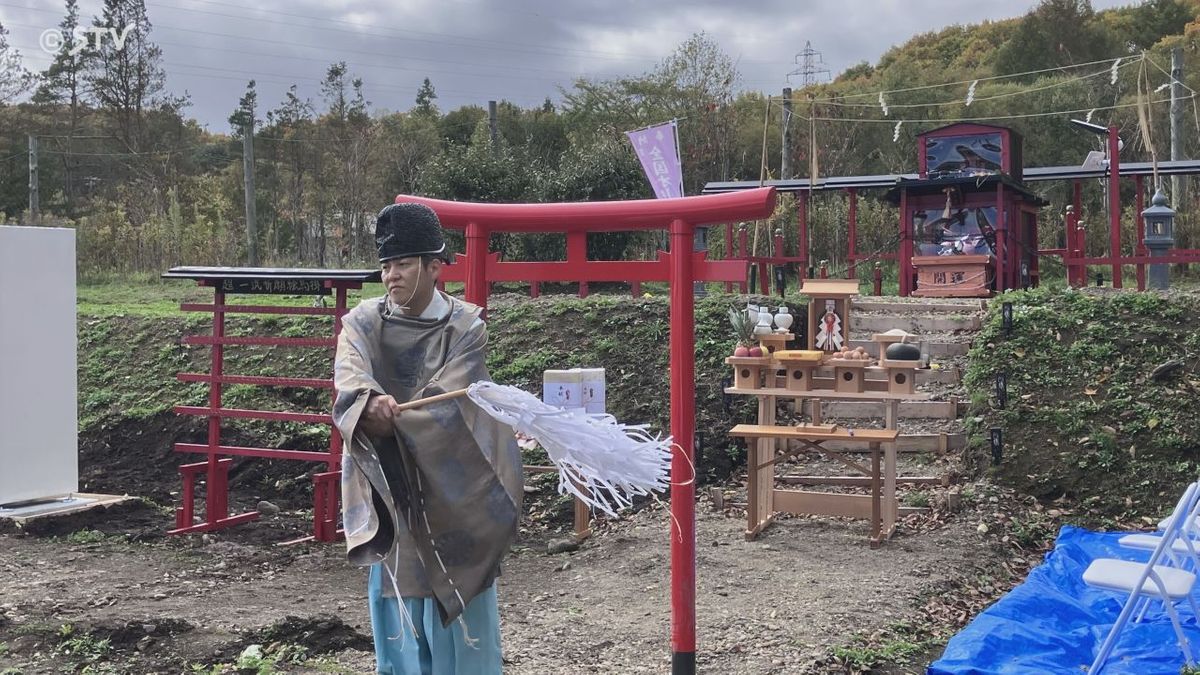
[464, 382, 674, 518]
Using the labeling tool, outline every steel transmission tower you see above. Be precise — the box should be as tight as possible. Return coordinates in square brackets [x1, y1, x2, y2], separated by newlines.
[787, 41, 830, 87]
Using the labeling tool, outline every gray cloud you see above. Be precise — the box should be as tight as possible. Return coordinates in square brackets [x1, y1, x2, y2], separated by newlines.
[3, 0, 1132, 131]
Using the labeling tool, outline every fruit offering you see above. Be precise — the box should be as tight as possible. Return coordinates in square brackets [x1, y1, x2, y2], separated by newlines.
[728, 306, 763, 358]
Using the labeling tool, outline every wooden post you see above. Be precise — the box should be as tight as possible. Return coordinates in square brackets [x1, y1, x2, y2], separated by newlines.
[781, 88, 793, 180]
[1135, 174, 1146, 291]
[847, 188, 858, 278]
[797, 193, 809, 281]
[243, 123, 258, 266]
[870, 442, 881, 547]
[27, 135, 39, 222]
[1171, 48, 1184, 207]
[1108, 126, 1122, 289]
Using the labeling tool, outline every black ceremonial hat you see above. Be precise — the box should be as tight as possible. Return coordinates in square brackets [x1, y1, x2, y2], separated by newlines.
[374, 203, 451, 263]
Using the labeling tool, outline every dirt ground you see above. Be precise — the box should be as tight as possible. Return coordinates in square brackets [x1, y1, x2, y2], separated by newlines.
[0, 476, 1008, 675]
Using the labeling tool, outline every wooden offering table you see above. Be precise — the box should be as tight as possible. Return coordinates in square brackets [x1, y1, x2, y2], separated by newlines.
[730, 424, 899, 548]
[725, 386, 934, 547]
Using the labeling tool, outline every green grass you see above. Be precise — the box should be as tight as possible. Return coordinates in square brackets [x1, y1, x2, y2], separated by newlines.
[830, 630, 935, 671]
[56, 624, 112, 664]
[63, 529, 113, 545]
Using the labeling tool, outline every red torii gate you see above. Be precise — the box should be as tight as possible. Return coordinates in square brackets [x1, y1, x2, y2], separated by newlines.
[396, 188, 777, 674]
[404, 196, 759, 302]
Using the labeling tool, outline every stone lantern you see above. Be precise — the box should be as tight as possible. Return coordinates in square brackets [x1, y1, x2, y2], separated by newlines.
[1141, 189, 1175, 290]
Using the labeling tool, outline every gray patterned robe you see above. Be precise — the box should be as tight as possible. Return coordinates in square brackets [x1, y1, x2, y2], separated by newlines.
[333, 292, 523, 626]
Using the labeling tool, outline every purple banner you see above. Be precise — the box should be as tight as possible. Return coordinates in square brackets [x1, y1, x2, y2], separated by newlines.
[626, 121, 683, 199]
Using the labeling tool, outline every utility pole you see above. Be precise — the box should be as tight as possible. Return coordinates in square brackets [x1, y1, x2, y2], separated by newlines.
[781, 88, 793, 180]
[242, 122, 258, 266]
[488, 100, 498, 147]
[787, 41, 830, 88]
[27, 135, 39, 223]
[1170, 47, 1184, 204]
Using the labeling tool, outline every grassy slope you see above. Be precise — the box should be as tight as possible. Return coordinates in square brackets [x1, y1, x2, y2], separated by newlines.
[81, 280, 1200, 525]
[964, 286, 1200, 525]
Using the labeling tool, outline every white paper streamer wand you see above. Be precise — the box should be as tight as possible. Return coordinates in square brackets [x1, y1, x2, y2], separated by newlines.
[393, 383, 674, 517]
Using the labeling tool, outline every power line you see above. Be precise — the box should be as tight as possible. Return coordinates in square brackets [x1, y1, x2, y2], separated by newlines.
[766, 90, 1192, 126]
[811, 94, 1193, 125]
[819, 62, 1132, 110]
[1143, 52, 1198, 96]
[831, 55, 1130, 101]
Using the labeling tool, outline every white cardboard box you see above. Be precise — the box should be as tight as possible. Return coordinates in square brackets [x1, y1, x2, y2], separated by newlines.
[579, 368, 606, 414]
[543, 368, 606, 413]
[543, 369, 583, 409]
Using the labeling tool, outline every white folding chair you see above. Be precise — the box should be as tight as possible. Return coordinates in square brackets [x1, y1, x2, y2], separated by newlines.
[1120, 481, 1200, 579]
[1117, 482, 1200, 625]
[1084, 482, 1200, 674]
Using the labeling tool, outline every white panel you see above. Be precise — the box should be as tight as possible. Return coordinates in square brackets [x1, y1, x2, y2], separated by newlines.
[0, 226, 78, 504]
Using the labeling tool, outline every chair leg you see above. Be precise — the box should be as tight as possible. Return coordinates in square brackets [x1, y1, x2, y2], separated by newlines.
[1090, 594, 1144, 675]
[1133, 596, 1153, 624]
[1162, 600, 1196, 668]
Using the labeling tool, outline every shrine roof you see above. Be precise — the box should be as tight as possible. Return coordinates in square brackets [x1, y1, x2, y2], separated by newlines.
[799, 279, 861, 297]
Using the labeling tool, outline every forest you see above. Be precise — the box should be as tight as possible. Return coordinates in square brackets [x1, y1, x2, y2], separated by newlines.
[1, 0, 1198, 278]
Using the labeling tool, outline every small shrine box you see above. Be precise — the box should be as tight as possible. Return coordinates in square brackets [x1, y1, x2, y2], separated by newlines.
[828, 358, 868, 393]
[800, 279, 859, 355]
[774, 350, 823, 392]
[758, 332, 793, 357]
[872, 333, 921, 394]
[726, 357, 770, 390]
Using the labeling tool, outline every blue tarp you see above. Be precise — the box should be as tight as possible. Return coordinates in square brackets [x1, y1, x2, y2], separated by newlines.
[929, 525, 1200, 675]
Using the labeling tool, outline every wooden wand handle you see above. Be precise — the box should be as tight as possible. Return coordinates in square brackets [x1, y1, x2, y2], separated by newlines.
[392, 387, 470, 412]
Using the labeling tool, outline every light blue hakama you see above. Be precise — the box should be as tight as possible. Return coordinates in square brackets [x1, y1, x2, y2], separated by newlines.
[367, 563, 503, 675]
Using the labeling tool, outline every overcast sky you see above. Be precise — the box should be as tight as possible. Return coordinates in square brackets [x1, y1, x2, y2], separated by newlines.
[3, 0, 1135, 132]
